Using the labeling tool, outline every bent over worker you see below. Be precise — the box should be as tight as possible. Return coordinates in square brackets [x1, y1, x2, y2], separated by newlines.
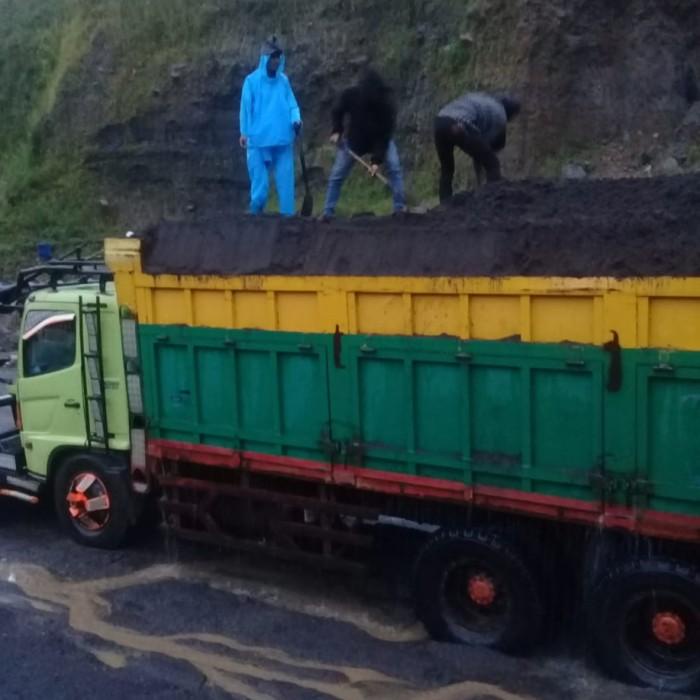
[434, 92, 520, 202]
[239, 36, 302, 216]
[321, 69, 406, 219]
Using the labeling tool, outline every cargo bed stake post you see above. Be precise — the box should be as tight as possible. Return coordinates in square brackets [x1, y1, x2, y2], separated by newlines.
[333, 325, 344, 368]
[603, 330, 622, 392]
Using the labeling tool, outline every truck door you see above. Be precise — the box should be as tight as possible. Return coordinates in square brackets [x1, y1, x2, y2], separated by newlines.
[16, 309, 87, 477]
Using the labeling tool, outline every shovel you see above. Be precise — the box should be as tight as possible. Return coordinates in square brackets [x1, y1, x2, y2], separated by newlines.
[347, 149, 390, 186]
[347, 148, 427, 214]
[298, 131, 314, 217]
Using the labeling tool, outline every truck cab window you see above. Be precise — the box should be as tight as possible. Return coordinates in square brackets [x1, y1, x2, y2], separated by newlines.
[22, 313, 76, 378]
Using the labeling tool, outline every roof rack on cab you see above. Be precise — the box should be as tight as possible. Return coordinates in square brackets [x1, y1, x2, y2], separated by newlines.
[0, 244, 113, 314]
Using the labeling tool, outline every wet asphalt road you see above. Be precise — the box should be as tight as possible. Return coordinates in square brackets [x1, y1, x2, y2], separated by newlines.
[0, 377, 693, 700]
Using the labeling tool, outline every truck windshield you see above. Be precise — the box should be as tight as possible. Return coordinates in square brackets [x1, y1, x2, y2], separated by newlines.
[22, 312, 76, 378]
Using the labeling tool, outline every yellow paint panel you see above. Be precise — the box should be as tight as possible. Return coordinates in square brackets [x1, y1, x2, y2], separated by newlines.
[276, 292, 320, 332]
[602, 292, 637, 348]
[531, 296, 594, 343]
[103, 238, 140, 271]
[153, 289, 187, 325]
[648, 298, 700, 348]
[192, 290, 229, 329]
[470, 296, 520, 340]
[356, 293, 406, 334]
[414, 295, 461, 337]
[104, 238, 700, 349]
[234, 292, 269, 329]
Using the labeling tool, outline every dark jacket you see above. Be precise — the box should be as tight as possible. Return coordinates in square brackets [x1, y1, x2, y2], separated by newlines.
[438, 92, 520, 151]
[331, 70, 396, 164]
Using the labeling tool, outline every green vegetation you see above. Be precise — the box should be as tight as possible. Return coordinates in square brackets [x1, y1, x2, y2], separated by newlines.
[0, 1, 99, 275]
[0, 1, 62, 152]
[0, 145, 108, 276]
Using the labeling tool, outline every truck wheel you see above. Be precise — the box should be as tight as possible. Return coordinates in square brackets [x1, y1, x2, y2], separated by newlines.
[587, 559, 700, 693]
[414, 528, 544, 653]
[54, 454, 131, 549]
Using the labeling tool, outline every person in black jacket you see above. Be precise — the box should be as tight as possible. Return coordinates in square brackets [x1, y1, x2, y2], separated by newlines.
[321, 69, 406, 219]
[434, 92, 521, 202]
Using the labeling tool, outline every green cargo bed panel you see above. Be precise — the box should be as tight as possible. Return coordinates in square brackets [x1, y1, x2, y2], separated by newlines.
[337, 336, 606, 500]
[138, 325, 700, 520]
[636, 358, 700, 514]
[531, 367, 602, 477]
[470, 365, 522, 467]
[141, 326, 331, 461]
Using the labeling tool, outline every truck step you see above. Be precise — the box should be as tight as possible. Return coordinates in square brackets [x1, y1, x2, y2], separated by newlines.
[0, 463, 40, 504]
[0, 470, 41, 494]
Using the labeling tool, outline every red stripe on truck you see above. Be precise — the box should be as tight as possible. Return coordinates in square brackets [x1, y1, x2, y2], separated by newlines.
[147, 439, 700, 543]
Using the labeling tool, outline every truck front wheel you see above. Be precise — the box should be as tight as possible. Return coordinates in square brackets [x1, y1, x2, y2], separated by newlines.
[54, 453, 131, 549]
[414, 528, 544, 653]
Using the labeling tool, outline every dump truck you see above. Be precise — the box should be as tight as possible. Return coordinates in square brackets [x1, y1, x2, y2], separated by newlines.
[0, 218, 699, 693]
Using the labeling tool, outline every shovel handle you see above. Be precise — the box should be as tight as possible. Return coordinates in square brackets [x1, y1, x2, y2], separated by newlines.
[347, 149, 390, 187]
[297, 133, 314, 217]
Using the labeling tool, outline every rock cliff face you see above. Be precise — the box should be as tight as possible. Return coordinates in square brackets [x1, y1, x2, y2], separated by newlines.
[1, 0, 699, 239]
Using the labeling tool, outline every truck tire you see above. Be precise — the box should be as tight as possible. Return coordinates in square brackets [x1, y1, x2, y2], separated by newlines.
[53, 453, 131, 549]
[587, 558, 700, 693]
[414, 528, 544, 653]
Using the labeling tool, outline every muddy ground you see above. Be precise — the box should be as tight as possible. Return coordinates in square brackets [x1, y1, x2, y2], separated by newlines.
[0, 375, 693, 700]
[141, 173, 700, 278]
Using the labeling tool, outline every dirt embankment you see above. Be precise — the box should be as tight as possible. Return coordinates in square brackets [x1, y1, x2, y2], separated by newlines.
[141, 173, 700, 278]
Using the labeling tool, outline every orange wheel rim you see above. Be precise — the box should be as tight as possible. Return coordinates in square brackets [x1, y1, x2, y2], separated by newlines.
[467, 574, 497, 607]
[66, 472, 111, 532]
[652, 611, 687, 646]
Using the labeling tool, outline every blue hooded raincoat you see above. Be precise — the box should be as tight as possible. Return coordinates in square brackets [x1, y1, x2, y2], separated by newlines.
[240, 40, 301, 216]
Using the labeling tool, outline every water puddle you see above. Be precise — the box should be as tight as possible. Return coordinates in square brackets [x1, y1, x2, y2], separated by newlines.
[87, 647, 129, 669]
[0, 561, 531, 700]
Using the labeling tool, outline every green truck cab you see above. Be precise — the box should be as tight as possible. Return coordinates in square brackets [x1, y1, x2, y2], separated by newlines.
[1, 272, 143, 548]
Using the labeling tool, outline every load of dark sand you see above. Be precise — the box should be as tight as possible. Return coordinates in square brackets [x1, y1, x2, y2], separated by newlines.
[140, 173, 700, 278]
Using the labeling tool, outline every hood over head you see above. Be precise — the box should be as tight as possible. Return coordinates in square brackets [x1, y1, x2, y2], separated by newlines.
[358, 68, 392, 105]
[258, 35, 286, 73]
[497, 94, 521, 120]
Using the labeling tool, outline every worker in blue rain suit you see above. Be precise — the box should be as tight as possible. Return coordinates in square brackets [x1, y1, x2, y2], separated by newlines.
[239, 37, 302, 216]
